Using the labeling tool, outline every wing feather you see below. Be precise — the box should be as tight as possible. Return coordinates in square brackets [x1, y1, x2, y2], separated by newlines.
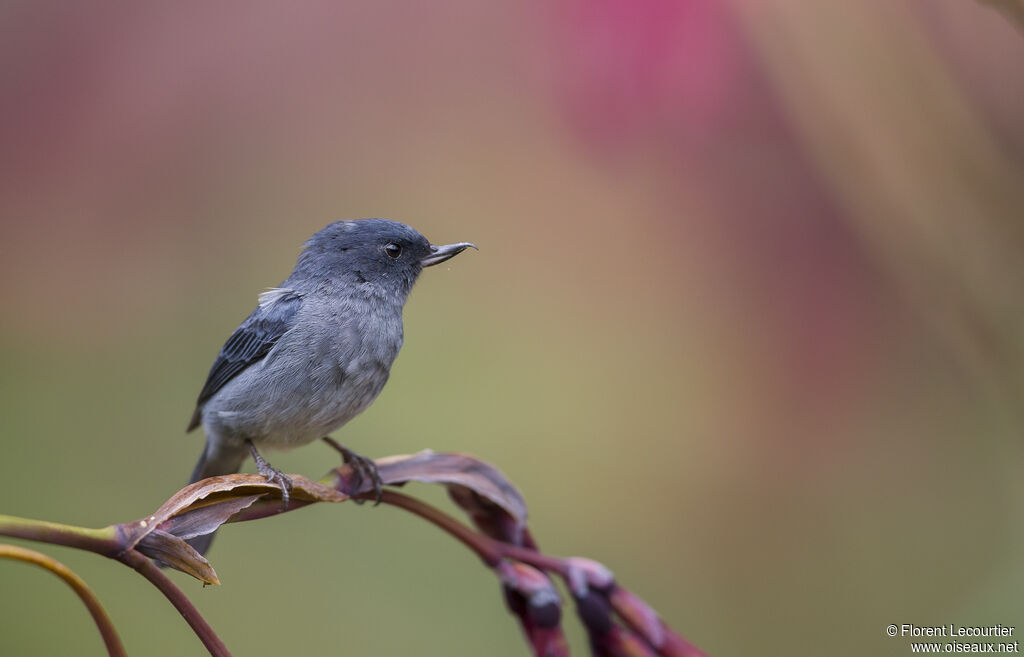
[186, 289, 304, 432]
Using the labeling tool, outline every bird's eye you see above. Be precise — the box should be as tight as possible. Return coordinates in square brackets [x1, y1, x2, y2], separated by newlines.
[384, 243, 402, 259]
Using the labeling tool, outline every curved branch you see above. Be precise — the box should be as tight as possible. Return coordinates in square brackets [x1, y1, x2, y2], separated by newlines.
[0, 515, 230, 657]
[378, 490, 574, 575]
[378, 490, 708, 657]
[376, 489, 502, 565]
[119, 548, 232, 657]
[1, 454, 707, 657]
[0, 515, 119, 555]
[0, 543, 126, 657]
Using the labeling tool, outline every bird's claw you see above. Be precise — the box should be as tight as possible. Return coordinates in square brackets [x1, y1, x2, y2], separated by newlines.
[259, 465, 294, 510]
[246, 439, 294, 510]
[344, 449, 383, 506]
[322, 437, 383, 504]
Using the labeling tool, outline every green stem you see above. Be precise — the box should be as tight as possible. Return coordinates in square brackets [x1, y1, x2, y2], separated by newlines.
[0, 513, 230, 656]
[0, 543, 127, 657]
[0, 514, 120, 555]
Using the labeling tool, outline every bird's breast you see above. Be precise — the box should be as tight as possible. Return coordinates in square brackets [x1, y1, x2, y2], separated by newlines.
[204, 298, 405, 449]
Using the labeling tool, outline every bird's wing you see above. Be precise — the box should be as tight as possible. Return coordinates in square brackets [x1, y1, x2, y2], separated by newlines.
[187, 288, 304, 432]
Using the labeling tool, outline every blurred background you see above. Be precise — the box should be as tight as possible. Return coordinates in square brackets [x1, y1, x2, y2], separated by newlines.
[1, 1, 1023, 656]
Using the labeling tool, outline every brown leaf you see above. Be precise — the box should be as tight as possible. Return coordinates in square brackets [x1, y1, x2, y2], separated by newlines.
[159, 494, 265, 542]
[122, 474, 347, 580]
[135, 529, 220, 585]
[123, 474, 347, 549]
[128, 452, 526, 586]
[352, 450, 528, 532]
[448, 485, 529, 546]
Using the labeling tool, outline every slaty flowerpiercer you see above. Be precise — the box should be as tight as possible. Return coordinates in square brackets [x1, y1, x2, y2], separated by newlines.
[186, 219, 475, 553]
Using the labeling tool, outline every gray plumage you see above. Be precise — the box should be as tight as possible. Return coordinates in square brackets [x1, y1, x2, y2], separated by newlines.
[186, 219, 474, 553]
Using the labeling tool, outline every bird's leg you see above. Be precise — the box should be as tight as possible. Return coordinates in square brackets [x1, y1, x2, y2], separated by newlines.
[245, 439, 294, 509]
[322, 437, 383, 505]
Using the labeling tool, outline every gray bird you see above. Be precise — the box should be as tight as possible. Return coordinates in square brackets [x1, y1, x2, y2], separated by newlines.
[186, 219, 474, 554]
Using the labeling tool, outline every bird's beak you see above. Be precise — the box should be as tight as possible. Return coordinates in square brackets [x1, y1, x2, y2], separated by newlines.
[421, 242, 477, 267]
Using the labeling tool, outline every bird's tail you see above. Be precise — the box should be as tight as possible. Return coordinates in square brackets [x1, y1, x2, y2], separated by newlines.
[186, 438, 248, 556]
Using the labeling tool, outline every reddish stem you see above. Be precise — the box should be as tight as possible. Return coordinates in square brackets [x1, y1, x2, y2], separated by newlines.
[0, 514, 230, 656]
[378, 490, 503, 566]
[378, 490, 569, 575]
[120, 549, 232, 657]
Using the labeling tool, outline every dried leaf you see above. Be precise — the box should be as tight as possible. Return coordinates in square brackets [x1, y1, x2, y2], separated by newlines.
[448, 485, 527, 546]
[122, 474, 347, 580]
[135, 529, 219, 585]
[344, 450, 528, 532]
[160, 495, 264, 541]
[123, 474, 346, 551]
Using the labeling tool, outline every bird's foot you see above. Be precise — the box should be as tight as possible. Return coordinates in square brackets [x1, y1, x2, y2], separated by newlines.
[322, 437, 383, 505]
[246, 439, 294, 509]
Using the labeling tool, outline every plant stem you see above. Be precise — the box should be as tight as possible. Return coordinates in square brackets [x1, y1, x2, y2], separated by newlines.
[493, 542, 574, 576]
[120, 548, 232, 657]
[378, 490, 569, 575]
[0, 514, 230, 657]
[0, 543, 127, 657]
[0, 514, 119, 555]
[378, 490, 503, 565]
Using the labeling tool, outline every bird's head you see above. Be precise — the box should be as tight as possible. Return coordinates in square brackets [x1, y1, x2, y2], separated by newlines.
[295, 219, 476, 299]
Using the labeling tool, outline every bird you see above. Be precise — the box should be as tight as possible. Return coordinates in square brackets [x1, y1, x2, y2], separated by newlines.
[186, 219, 475, 554]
